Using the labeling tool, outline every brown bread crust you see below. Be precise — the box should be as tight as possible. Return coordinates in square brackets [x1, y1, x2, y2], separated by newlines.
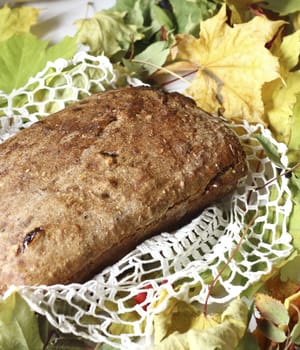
[0, 86, 247, 292]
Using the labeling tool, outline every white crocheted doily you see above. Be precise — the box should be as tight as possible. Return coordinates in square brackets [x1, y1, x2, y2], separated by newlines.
[0, 52, 293, 349]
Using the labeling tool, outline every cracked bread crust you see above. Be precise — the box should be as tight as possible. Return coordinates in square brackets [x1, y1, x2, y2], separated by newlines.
[0, 86, 247, 292]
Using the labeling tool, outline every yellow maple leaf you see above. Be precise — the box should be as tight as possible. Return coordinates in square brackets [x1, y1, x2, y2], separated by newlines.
[292, 11, 300, 31]
[263, 30, 300, 144]
[174, 5, 284, 124]
[0, 4, 40, 42]
[152, 296, 248, 350]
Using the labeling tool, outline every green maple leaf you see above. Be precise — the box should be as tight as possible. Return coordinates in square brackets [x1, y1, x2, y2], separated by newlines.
[0, 33, 77, 93]
[75, 10, 143, 60]
[168, 0, 220, 36]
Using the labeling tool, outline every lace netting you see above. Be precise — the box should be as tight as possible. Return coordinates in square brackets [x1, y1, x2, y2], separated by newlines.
[0, 52, 293, 349]
[0, 52, 123, 142]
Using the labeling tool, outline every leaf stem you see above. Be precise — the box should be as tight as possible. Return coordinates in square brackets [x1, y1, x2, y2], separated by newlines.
[160, 68, 199, 87]
[255, 162, 300, 191]
[203, 214, 258, 316]
[247, 149, 265, 206]
[132, 58, 194, 85]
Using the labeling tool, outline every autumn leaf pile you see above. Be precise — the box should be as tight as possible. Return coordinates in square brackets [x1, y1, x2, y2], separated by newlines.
[0, 1, 300, 349]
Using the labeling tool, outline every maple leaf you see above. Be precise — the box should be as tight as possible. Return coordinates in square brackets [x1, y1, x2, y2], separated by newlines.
[0, 33, 77, 93]
[0, 292, 43, 350]
[255, 293, 290, 327]
[172, 5, 284, 124]
[0, 4, 39, 42]
[75, 10, 143, 60]
[293, 11, 300, 31]
[263, 30, 300, 145]
[152, 296, 248, 350]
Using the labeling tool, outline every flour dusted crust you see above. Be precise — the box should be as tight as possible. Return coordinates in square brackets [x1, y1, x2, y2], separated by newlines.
[0, 86, 247, 292]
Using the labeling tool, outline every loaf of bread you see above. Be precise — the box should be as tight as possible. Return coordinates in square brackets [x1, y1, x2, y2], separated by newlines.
[0, 86, 247, 292]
